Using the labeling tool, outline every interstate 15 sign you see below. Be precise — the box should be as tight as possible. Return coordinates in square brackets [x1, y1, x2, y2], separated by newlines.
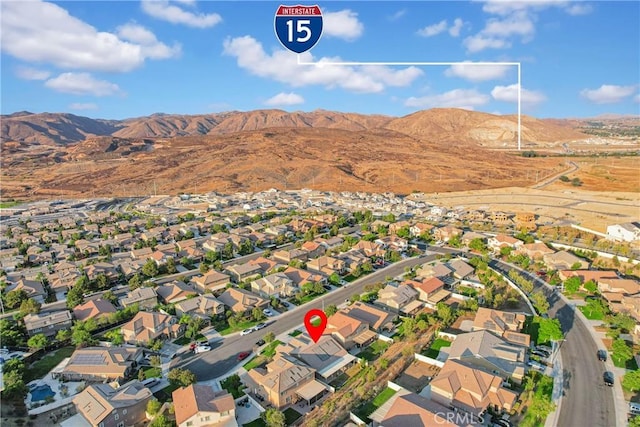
[274, 5, 323, 54]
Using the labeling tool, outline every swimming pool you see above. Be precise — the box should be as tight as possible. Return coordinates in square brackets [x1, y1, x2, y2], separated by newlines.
[30, 384, 55, 401]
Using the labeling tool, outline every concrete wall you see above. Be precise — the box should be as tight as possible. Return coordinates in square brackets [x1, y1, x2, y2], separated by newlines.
[414, 353, 444, 368]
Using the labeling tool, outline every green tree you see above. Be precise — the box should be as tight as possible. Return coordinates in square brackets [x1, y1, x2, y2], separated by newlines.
[149, 414, 173, 427]
[537, 318, 564, 345]
[622, 370, 640, 392]
[325, 304, 338, 317]
[570, 262, 583, 270]
[105, 328, 124, 345]
[56, 329, 72, 342]
[263, 408, 286, 427]
[142, 259, 159, 278]
[468, 238, 487, 253]
[205, 250, 219, 264]
[27, 333, 48, 351]
[629, 416, 640, 427]
[146, 398, 162, 416]
[583, 280, 597, 293]
[402, 317, 416, 340]
[4, 289, 28, 309]
[166, 257, 177, 274]
[150, 355, 162, 369]
[563, 276, 581, 294]
[2, 369, 27, 399]
[19, 298, 41, 315]
[264, 331, 275, 343]
[436, 302, 454, 325]
[328, 273, 341, 286]
[0, 319, 24, 347]
[167, 368, 196, 387]
[71, 328, 94, 347]
[128, 273, 144, 290]
[612, 339, 633, 365]
[312, 281, 325, 295]
[531, 291, 550, 315]
[252, 307, 264, 322]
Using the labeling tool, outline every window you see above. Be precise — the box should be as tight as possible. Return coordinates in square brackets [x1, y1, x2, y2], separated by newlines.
[122, 409, 127, 415]
[99, 423, 104, 427]
[117, 423, 124, 427]
[114, 413, 119, 420]
[186, 422, 193, 427]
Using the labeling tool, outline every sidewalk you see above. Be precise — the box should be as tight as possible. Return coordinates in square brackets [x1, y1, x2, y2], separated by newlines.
[544, 349, 564, 427]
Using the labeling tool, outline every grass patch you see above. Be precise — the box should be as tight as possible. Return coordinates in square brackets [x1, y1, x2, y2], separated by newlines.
[173, 333, 205, 345]
[358, 340, 390, 362]
[0, 201, 22, 208]
[354, 387, 396, 421]
[24, 346, 75, 383]
[520, 373, 555, 427]
[422, 338, 452, 359]
[283, 407, 303, 425]
[243, 419, 266, 427]
[579, 300, 607, 320]
[262, 340, 282, 357]
[242, 355, 266, 371]
[220, 374, 245, 399]
[153, 382, 181, 403]
[523, 316, 540, 345]
[243, 340, 282, 371]
[457, 286, 478, 297]
[289, 329, 302, 337]
[329, 372, 349, 389]
[143, 367, 162, 378]
[218, 319, 261, 336]
[290, 291, 326, 306]
[612, 353, 639, 370]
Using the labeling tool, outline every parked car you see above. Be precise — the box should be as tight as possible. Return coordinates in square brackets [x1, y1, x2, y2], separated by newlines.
[142, 378, 160, 388]
[531, 350, 550, 358]
[240, 329, 254, 336]
[323, 285, 332, 292]
[603, 371, 614, 387]
[237, 351, 250, 361]
[254, 323, 267, 330]
[263, 308, 274, 317]
[339, 279, 349, 286]
[536, 345, 552, 353]
[194, 345, 211, 354]
[255, 339, 266, 346]
[597, 349, 607, 362]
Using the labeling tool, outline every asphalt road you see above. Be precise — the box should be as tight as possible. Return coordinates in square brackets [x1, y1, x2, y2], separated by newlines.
[175, 255, 435, 380]
[490, 259, 616, 427]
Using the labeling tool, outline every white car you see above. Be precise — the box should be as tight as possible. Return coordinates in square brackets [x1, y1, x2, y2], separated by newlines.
[263, 309, 274, 317]
[240, 329, 254, 336]
[194, 345, 211, 353]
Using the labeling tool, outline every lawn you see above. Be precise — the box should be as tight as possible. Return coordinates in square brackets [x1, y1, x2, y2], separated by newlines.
[358, 340, 389, 362]
[243, 419, 266, 427]
[218, 319, 262, 336]
[457, 286, 478, 297]
[289, 329, 302, 337]
[24, 346, 75, 383]
[354, 387, 396, 421]
[523, 316, 540, 345]
[262, 340, 282, 357]
[612, 353, 639, 370]
[290, 291, 325, 306]
[0, 201, 21, 208]
[173, 333, 205, 345]
[153, 382, 181, 403]
[520, 373, 555, 427]
[579, 301, 607, 320]
[243, 340, 282, 371]
[283, 407, 303, 425]
[143, 367, 162, 378]
[422, 338, 452, 359]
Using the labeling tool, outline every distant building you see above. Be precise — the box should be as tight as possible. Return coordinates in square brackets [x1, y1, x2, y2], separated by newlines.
[607, 222, 640, 242]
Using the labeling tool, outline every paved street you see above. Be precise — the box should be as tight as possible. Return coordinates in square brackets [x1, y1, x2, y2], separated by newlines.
[174, 255, 435, 380]
[490, 259, 617, 427]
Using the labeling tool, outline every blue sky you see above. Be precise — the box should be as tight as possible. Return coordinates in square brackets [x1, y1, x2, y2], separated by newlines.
[1, 0, 639, 119]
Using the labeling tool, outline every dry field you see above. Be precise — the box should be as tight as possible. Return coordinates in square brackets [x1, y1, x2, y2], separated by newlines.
[545, 155, 640, 193]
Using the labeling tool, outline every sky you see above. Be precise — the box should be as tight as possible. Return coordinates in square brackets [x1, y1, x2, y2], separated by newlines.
[1, 0, 639, 120]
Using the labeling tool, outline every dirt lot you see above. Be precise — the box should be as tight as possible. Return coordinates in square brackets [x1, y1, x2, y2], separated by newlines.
[395, 360, 440, 393]
[545, 156, 640, 193]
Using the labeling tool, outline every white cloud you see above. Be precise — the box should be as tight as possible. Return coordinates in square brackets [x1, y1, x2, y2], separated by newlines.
[116, 23, 181, 59]
[69, 102, 98, 110]
[449, 18, 464, 37]
[323, 10, 364, 41]
[15, 66, 50, 80]
[389, 9, 406, 21]
[483, 11, 535, 40]
[405, 89, 490, 110]
[45, 73, 123, 96]
[222, 36, 423, 94]
[491, 83, 546, 105]
[565, 3, 593, 15]
[141, 0, 222, 28]
[481, 1, 588, 16]
[635, 94, 640, 103]
[0, 0, 180, 72]
[445, 62, 511, 81]
[464, 35, 511, 52]
[264, 92, 305, 107]
[417, 20, 448, 37]
[580, 84, 637, 104]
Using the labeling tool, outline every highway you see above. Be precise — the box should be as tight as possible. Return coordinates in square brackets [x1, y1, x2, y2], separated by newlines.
[173, 255, 435, 381]
[489, 259, 616, 427]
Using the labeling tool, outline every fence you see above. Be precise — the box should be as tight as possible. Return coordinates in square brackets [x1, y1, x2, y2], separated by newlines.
[414, 353, 444, 368]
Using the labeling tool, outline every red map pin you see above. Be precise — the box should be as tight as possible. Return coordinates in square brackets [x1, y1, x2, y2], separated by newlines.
[304, 309, 328, 343]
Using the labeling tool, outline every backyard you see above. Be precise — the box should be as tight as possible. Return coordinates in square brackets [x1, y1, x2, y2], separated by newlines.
[421, 338, 452, 359]
[353, 387, 396, 422]
[358, 340, 390, 362]
[220, 374, 246, 399]
[243, 341, 282, 371]
[24, 347, 75, 383]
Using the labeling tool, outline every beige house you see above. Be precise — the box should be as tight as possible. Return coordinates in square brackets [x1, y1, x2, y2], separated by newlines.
[288, 334, 357, 382]
[191, 270, 231, 293]
[344, 302, 396, 332]
[247, 256, 284, 275]
[472, 308, 530, 347]
[175, 294, 225, 318]
[543, 250, 589, 271]
[272, 248, 309, 264]
[405, 278, 450, 306]
[120, 287, 158, 310]
[24, 310, 73, 338]
[73, 299, 117, 322]
[121, 311, 184, 345]
[251, 272, 296, 298]
[217, 288, 269, 314]
[430, 360, 518, 418]
[487, 234, 523, 252]
[245, 354, 326, 408]
[306, 256, 346, 276]
[597, 278, 640, 296]
[515, 242, 555, 260]
[325, 312, 372, 350]
[282, 267, 326, 287]
[156, 281, 197, 304]
[370, 390, 461, 427]
[173, 385, 237, 427]
[73, 380, 152, 427]
[224, 263, 263, 283]
[57, 347, 142, 382]
[375, 283, 421, 315]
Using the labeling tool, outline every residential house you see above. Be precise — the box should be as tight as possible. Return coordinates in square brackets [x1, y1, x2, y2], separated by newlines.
[84, 262, 119, 282]
[543, 250, 589, 270]
[490, 212, 513, 227]
[370, 390, 461, 427]
[287, 334, 357, 383]
[301, 241, 325, 259]
[306, 256, 346, 276]
[282, 267, 326, 287]
[430, 360, 518, 418]
[446, 330, 527, 383]
[121, 311, 183, 345]
[344, 302, 396, 333]
[247, 257, 284, 275]
[515, 212, 537, 231]
[461, 231, 488, 247]
[224, 263, 263, 284]
[175, 294, 225, 319]
[447, 259, 475, 280]
[606, 222, 640, 243]
[515, 242, 555, 260]
[352, 240, 385, 258]
[558, 269, 618, 283]
[338, 250, 369, 273]
[245, 354, 325, 408]
[217, 288, 269, 315]
[405, 277, 450, 306]
[375, 236, 409, 252]
[316, 236, 344, 251]
[73, 380, 152, 427]
[375, 283, 421, 315]
[433, 226, 462, 243]
[73, 298, 117, 322]
[621, 295, 640, 322]
[173, 385, 237, 427]
[388, 220, 411, 235]
[48, 269, 81, 301]
[156, 281, 197, 304]
[272, 248, 309, 264]
[416, 263, 454, 281]
[57, 347, 143, 382]
[130, 247, 153, 261]
[251, 273, 296, 298]
[409, 222, 434, 238]
[597, 278, 640, 296]
[324, 312, 373, 350]
[10, 278, 46, 304]
[472, 308, 530, 347]
[23, 310, 73, 338]
[191, 270, 231, 293]
[120, 287, 158, 310]
[487, 234, 523, 252]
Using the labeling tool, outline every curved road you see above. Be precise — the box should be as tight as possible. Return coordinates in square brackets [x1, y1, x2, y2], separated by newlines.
[489, 259, 617, 427]
[174, 255, 435, 381]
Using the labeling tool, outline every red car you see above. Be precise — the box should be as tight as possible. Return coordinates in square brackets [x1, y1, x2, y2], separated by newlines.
[237, 351, 250, 361]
